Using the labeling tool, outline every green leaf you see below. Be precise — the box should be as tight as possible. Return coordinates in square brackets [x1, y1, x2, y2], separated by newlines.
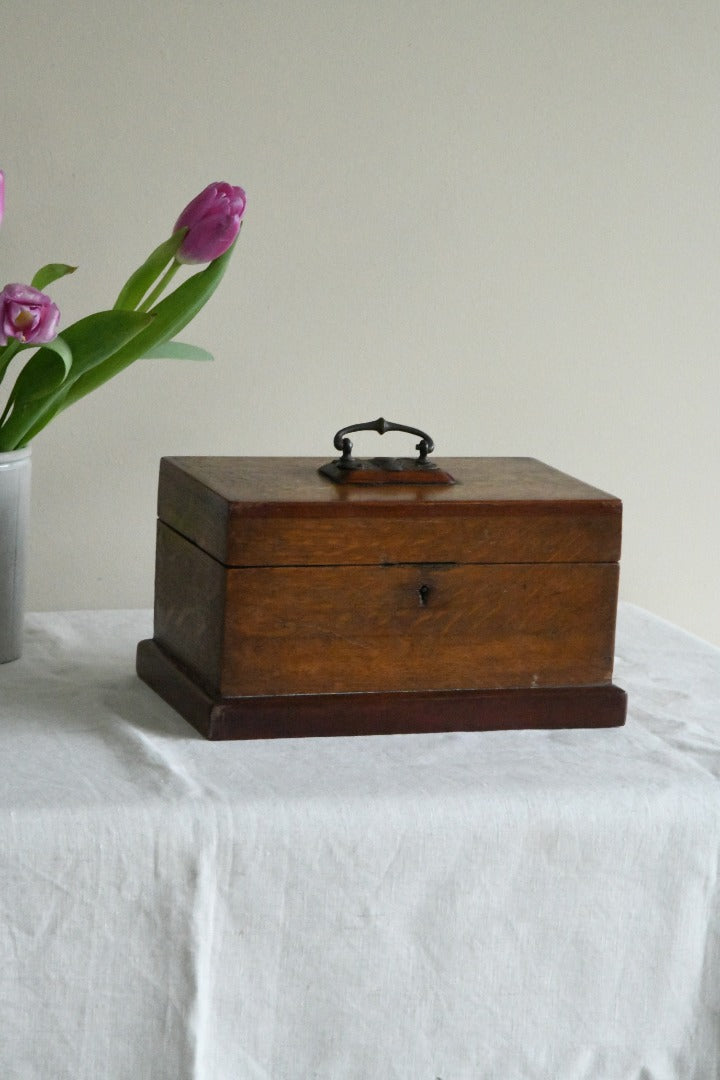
[0, 339, 23, 386]
[31, 263, 77, 291]
[142, 340, 214, 362]
[52, 310, 154, 379]
[8, 335, 74, 404]
[113, 231, 186, 311]
[39, 335, 73, 380]
[63, 240, 235, 412]
[0, 310, 153, 451]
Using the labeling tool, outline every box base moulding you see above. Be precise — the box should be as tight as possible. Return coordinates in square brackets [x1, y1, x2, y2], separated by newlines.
[136, 639, 627, 741]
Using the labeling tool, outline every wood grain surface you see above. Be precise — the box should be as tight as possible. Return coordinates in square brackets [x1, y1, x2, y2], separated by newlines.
[153, 523, 618, 697]
[157, 457, 622, 566]
[147, 455, 624, 731]
[137, 639, 627, 741]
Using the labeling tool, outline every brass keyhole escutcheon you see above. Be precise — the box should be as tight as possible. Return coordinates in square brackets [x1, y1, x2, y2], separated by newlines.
[418, 584, 430, 607]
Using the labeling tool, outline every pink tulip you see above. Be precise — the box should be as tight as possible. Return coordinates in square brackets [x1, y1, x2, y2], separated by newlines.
[173, 181, 246, 264]
[0, 283, 60, 346]
[0, 170, 4, 229]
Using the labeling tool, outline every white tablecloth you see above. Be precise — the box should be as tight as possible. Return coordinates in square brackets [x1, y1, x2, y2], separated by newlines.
[1, 603, 719, 1080]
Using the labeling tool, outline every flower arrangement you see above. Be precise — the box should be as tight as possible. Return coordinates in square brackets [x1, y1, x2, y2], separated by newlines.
[0, 170, 246, 452]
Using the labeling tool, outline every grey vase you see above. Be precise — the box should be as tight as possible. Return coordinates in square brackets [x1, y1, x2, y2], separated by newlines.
[0, 448, 31, 663]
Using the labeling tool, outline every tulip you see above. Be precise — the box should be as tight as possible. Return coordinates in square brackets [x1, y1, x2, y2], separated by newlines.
[173, 181, 246, 265]
[0, 283, 60, 346]
[0, 170, 4, 229]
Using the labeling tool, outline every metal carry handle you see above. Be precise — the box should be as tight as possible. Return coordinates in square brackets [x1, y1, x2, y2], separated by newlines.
[333, 417, 435, 467]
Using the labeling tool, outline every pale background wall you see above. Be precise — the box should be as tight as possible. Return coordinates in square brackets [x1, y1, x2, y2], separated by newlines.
[2, 0, 719, 644]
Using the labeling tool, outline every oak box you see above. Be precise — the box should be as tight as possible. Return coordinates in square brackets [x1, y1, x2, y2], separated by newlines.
[137, 432, 625, 739]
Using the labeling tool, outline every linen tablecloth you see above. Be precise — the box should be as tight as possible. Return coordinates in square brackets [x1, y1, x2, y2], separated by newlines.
[1, 603, 719, 1080]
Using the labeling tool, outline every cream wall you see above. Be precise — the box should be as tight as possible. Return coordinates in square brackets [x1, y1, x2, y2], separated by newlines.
[2, 1, 719, 644]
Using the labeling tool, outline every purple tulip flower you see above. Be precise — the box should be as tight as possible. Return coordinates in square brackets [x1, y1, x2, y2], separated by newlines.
[0, 283, 60, 346]
[0, 170, 5, 229]
[173, 181, 246, 265]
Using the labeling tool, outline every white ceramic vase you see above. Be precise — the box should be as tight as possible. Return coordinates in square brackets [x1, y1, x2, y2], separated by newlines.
[0, 447, 32, 663]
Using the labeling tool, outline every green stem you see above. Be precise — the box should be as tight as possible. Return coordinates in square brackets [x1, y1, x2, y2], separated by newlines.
[0, 391, 15, 429]
[0, 387, 66, 450]
[0, 339, 22, 388]
[138, 259, 181, 312]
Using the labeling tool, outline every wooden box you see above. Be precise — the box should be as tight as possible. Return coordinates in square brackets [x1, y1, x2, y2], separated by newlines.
[136, 450, 626, 739]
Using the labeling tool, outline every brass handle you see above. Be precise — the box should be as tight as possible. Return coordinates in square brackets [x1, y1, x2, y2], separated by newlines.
[332, 417, 435, 468]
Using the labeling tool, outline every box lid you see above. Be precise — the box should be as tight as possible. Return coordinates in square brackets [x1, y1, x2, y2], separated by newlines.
[157, 456, 621, 567]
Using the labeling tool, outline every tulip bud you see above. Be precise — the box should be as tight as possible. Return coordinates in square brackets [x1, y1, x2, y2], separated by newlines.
[0, 283, 60, 346]
[173, 181, 246, 265]
[0, 170, 5, 229]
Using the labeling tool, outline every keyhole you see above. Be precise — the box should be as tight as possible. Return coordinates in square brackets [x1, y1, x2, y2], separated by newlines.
[418, 584, 430, 607]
